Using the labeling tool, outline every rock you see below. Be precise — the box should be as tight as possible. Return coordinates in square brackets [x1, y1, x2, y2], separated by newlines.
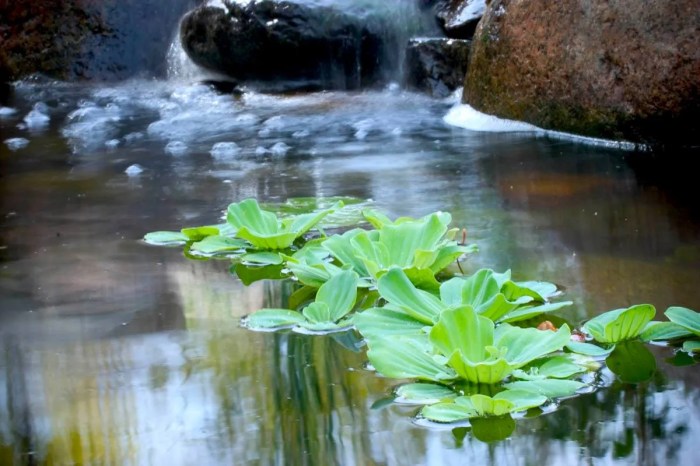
[0, 0, 202, 82]
[464, 0, 700, 149]
[436, 0, 486, 39]
[404, 38, 471, 97]
[179, 1, 399, 90]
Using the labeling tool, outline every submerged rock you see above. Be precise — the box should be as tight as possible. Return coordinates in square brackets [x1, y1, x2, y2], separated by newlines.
[464, 0, 700, 149]
[0, 0, 201, 82]
[179, 1, 400, 90]
[404, 38, 471, 98]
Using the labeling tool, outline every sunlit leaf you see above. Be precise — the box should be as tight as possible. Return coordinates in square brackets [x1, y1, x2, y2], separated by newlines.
[180, 225, 221, 241]
[377, 268, 446, 324]
[313, 269, 359, 322]
[514, 281, 559, 300]
[640, 321, 694, 342]
[143, 231, 188, 245]
[504, 379, 585, 398]
[421, 401, 475, 423]
[190, 235, 248, 255]
[431, 306, 493, 362]
[565, 341, 615, 357]
[447, 353, 515, 384]
[682, 340, 700, 353]
[366, 337, 457, 381]
[584, 304, 656, 343]
[395, 383, 457, 404]
[354, 307, 427, 342]
[241, 251, 283, 265]
[513, 356, 586, 380]
[498, 301, 573, 323]
[244, 309, 306, 330]
[495, 324, 571, 366]
[665, 306, 700, 336]
[227, 198, 336, 250]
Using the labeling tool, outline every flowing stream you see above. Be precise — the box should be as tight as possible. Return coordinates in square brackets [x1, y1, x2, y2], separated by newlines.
[1, 2, 699, 465]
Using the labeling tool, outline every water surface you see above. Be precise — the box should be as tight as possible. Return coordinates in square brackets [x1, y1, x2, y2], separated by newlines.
[1, 78, 699, 465]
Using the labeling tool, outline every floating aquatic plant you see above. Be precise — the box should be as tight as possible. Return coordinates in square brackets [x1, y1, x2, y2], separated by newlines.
[144, 197, 699, 436]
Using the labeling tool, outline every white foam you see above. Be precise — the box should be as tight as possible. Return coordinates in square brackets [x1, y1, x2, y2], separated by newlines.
[165, 141, 189, 156]
[445, 102, 641, 150]
[4, 138, 29, 151]
[0, 107, 18, 117]
[444, 103, 541, 133]
[62, 104, 122, 152]
[210, 142, 241, 158]
[125, 164, 144, 176]
[24, 103, 51, 129]
[270, 142, 291, 156]
[105, 139, 120, 149]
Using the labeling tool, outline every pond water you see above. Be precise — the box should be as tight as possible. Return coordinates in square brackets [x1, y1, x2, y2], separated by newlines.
[1, 77, 699, 466]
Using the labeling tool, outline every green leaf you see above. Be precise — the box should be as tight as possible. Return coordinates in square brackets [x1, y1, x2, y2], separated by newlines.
[498, 301, 573, 323]
[190, 235, 248, 255]
[366, 337, 456, 381]
[181, 225, 221, 241]
[459, 269, 501, 309]
[513, 356, 586, 380]
[504, 379, 585, 398]
[362, 209, 394, 229]
[640, 321, 694, 342]
[143, 231, 188, 245]
[565, 341, 615, 357]
[395, 383, 458, 404]
[377, 268, 446, 324]
[430, 306, 494, 362]
[323, 229, 371, 276]
[354, 307, 427, 342]
[447, 353, 515, 384]
[302, 302, 332, 324]
[492, 390, 548, 413]
[232, 263, 286, 285]
[584, 304, 656, 343]
[241, 251, 283, 265]
[380, 213, 449, 267]
[495, 324, 571, 366]
[288, 286, 317, 311]
[682, 340, 700, 353]
[514, 281, 559, 300]
[226, 198, 336, 250]
[468, 394, 515, 417]
[244, 309, 307, 330]
[421, 402, 475, 423]
[313, 269, 359, 322]
[665, 306, 700, 336]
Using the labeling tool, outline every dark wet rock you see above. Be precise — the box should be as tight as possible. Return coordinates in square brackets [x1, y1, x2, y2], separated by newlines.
[436, 0, 486, 39]
[179, 1, 400, 90]
[464, 0, 700, 149]
[404, 38, 471, 98]
[0, 0, 202, 82]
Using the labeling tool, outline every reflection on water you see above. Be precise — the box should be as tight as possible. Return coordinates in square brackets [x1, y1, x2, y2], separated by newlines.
[1, 80, 699, 465]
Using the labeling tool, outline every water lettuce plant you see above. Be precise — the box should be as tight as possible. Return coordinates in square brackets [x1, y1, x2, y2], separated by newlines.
[144, 196, 699, 437]
[243, 269, 360, 332]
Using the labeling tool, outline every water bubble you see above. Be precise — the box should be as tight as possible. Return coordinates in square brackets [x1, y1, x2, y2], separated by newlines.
[270, 142, 291, 156]
[105, 139, 120, 149]
[211, 141, 241, 158]
[4, 138, 30, 151]
[292, 129, 310, 138]
[125, 164, 144, 176]
[255, 146, 268, 156]
[0, 106, 18, 118]
[165, 140, 188, 156]
[24, 103, 51, 129]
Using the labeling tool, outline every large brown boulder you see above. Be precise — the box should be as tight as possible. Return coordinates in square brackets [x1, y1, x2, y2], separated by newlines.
[0, 0, 201, 82]
[463, 0, 700, 148]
